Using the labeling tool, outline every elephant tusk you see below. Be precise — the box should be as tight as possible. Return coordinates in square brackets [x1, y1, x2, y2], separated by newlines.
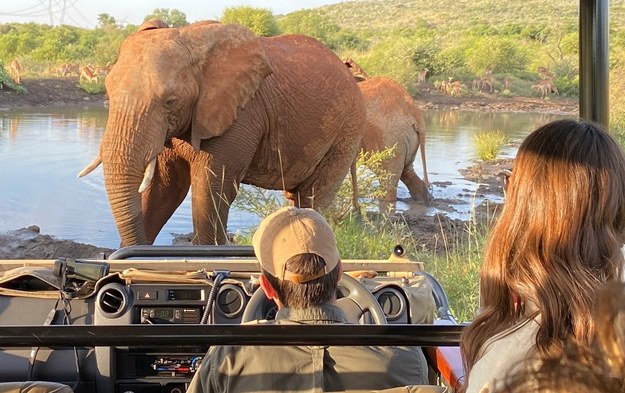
[138, 158, 157, 193]
[77, 156, 102, 177]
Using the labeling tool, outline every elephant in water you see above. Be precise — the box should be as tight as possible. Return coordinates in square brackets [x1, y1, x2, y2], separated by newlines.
[79, 19, 366, 246]
[345, 59, 431, 214]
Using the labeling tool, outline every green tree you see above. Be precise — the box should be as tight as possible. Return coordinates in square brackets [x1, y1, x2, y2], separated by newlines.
[143, 8, 188, 27]
[31, 25, 81, 61]
[464, 36, 529, 75]
[350, 35, 418, 89]
[220, 6, 280, 37]
[278, 10, 340, 46]
[97, 13, 117, 29]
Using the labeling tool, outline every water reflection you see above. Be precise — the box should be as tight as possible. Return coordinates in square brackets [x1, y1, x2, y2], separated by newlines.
[0, 106, 569, 249]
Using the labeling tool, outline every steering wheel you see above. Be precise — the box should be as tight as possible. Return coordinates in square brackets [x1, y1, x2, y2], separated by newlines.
[241, 273, 387, 325]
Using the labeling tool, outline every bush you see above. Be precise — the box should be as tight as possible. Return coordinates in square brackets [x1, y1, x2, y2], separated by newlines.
[221, 6, 280, 37]
[473, 130, 509, 161]
[79, 79, 105, 94]
[464, 36, 529, 75]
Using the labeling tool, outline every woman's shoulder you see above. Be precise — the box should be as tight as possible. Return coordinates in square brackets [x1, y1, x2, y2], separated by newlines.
[465, 317, 541, 393]
[487, 316, 540, 348]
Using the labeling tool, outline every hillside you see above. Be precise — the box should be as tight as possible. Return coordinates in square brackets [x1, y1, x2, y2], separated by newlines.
[316, 0, 620, 34]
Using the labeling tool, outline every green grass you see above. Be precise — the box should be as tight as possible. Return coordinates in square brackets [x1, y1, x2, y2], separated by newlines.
[473, 129, 509, 161]
[425, 219, 487, 322]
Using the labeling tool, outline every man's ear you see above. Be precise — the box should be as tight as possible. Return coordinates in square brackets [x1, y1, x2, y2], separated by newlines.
[338, 260, 343, 276]
[259, 274, 278, 300]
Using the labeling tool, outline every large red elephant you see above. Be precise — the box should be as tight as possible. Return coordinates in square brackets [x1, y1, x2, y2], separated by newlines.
[79, 19, 366, 246]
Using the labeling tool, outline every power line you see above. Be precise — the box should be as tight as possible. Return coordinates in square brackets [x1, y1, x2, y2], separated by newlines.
[0, 0, 90, 28]
[64, 0, 93, 26]
[0, 1, 47, 16]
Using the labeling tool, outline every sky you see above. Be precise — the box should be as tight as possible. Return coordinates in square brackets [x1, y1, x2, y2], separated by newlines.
[0, 0, 347, 29]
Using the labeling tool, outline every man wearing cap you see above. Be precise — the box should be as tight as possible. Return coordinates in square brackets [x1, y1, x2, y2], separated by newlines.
[187, 207, 429, 392]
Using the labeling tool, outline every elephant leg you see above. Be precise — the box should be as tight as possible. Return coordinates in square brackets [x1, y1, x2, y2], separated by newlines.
[401, 167, 432, 204]
[141, 149, 191, 244]
[287, 137, 360, 210]
[192, 130, 262, 245]
[350, 159, 361, 213]
[190, 158, 234, 245]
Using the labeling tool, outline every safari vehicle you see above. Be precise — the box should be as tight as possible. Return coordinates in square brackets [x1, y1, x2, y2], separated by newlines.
[0, 0, 610, 392]
[0, 245, 463, 393]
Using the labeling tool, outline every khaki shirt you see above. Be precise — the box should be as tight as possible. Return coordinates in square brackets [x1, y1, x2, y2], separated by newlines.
[186, 304, 429, 393]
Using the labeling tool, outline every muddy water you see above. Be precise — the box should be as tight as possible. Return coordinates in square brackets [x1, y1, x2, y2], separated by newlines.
[0, 106, 568, 248]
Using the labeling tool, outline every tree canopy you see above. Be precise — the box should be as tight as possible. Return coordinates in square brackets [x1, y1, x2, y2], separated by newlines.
[220, 6, 280, 37]
[143, 8, 188, 27]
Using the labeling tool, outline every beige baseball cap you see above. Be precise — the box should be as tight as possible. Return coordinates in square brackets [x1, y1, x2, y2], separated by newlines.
[252, 206, 340, 283]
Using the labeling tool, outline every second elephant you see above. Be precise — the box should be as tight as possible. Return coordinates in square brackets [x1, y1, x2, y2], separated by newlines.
[346, 62, 431, 214]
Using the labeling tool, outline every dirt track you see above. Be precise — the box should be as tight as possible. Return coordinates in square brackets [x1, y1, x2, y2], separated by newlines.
[0, 78, 576, 259]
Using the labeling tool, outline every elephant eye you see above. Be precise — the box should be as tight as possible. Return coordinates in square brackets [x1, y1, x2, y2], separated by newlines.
[164, 95, 177, 107]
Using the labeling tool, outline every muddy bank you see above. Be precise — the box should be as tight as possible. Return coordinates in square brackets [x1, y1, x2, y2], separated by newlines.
[0, 226, 114, 260]
[0, 78, 107, 108]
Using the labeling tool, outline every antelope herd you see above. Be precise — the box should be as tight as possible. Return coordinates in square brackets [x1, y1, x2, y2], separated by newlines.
[2, 59, 111, 86]
[57, 62, 111, 82]
[4, 56, 560, 100]
[431, 65, 558, 98]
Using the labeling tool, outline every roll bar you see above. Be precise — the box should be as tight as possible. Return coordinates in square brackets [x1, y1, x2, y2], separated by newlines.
[0, 324, 464, 347]
[579, 0, 609, 127]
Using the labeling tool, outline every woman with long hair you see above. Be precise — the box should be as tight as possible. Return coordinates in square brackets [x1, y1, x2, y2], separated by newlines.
[460, 119, 625, 393]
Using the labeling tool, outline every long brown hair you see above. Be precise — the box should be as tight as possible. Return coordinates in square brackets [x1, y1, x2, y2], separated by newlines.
[461, 119, 625, 384]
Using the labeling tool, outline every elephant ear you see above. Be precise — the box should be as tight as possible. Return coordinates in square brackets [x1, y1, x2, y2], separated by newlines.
[138, 18, 169, 31]
[343, 57, 368, 82]
[184, 23, 273, 151]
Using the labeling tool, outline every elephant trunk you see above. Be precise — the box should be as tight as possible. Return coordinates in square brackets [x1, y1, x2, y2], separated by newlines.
[101, 103, 164, 247]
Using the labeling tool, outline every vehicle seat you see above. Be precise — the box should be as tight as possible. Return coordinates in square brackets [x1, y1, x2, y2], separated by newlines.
[0, 381, 73, 393]
[370, 385, 448, 393]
